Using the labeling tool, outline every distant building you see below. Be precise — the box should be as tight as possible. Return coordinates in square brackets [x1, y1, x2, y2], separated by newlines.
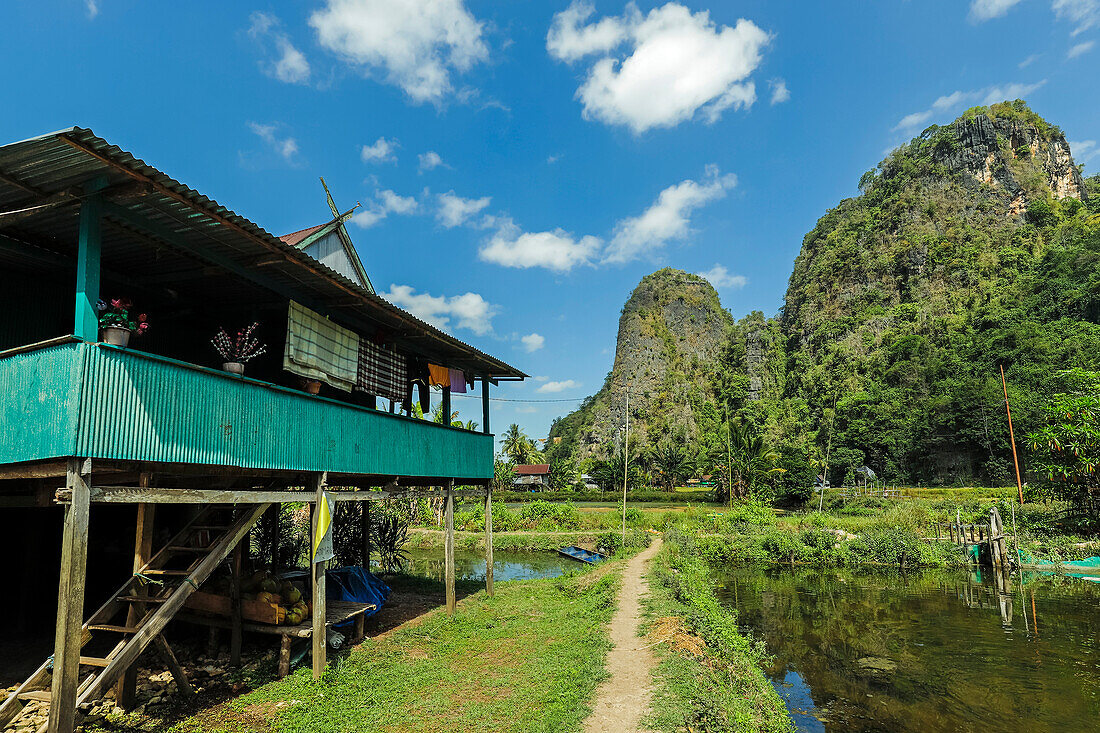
[513, 463, 550, 489]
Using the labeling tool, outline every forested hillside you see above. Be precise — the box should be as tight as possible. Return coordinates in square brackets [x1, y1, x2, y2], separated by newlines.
[550, 101, 1100, 491]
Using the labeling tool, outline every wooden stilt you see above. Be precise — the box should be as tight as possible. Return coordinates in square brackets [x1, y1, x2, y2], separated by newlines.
[230, 535, 243, 667]
[118, 479, 154, 709]
[152, 635, 194, 700]
[47, 459, 91, 733]
[362, 501, 371, 570]
[484, 485, 494, 598]
[278, 635, 291, 678]
[445, 481, 456, 615]
[311, 472, 328, 680]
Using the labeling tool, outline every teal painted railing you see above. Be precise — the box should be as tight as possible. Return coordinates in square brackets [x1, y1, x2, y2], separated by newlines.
[0, 339, 493, 480]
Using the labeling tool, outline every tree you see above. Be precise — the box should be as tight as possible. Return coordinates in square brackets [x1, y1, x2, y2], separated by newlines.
[1025, 369, 1100, 503]
[548, 454, 578, 490]
[646, 440, 696, 493]
[728, 420, 786, 500]
[591, 445, 644, 493]
[501, 423, 541, 464]
[492, 459, 515, 492]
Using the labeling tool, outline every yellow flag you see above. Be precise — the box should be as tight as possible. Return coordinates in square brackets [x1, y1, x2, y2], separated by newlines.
[312, 490, 335, 563]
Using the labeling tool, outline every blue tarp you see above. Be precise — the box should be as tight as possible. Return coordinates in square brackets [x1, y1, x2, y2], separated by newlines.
[326, 566, 390, 630]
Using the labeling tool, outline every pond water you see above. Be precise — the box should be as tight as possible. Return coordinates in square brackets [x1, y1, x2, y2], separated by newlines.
[716, 566, 1100, 732]
[400, 549, 577, 582]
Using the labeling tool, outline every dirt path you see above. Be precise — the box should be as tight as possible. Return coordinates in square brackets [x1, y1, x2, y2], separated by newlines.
[583, 537, 663, 733]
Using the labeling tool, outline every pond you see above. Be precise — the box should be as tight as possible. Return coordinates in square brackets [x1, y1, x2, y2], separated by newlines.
[399, 549, 578, 582]
[716, 566, 1100, 732]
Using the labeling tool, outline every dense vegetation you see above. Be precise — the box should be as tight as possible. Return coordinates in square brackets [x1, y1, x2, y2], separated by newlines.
[548, 101, 1100, 497]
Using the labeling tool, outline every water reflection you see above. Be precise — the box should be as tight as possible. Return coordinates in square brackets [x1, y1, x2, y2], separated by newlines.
[400, 549, 575, 583]
[716, 566, 1100, 732]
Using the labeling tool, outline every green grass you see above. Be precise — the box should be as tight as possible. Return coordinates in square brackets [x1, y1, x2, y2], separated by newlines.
[166, 570, 619, 733]
[642, 531, 794, 733]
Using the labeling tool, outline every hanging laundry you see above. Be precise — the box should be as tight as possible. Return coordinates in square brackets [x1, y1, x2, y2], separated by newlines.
[448, 368, 467, 393]
[284, 300, 358, 392]
[356, 339, 408, 404]
[427, 363, 451, 388]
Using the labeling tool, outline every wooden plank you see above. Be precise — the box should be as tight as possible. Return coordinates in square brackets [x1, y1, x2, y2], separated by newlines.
[55, 486, 487, 504]
[311, 473, 327, 680]
[445, 482, 456, 615]
[48, 459, 90, 733]
[0, 658, 50, 727]
[151, 636, 194, 701]
[484, 486, 494, 598]
[75, 503, 270, 706]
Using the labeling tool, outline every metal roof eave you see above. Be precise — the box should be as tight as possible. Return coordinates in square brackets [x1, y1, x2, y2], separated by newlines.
[0, 127, 526, 380]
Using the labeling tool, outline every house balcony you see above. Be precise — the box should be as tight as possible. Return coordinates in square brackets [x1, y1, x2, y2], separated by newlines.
[0, 338, 494, 483]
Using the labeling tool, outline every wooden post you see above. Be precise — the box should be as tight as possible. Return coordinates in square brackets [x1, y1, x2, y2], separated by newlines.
[48, 460, 90, 733]
[117, 482, 154, 709]
[229, 534, 244, 667]
[481, 377, 490, 435]
[484, 485, 494, 597]
[310, 473, 327, 680]
[445, 481, 456, 615]
[362, 501, 371, 570]
[1001, 365, 1026, 505]
[278, 635, 291, 678]
[74, 196, 101, 340]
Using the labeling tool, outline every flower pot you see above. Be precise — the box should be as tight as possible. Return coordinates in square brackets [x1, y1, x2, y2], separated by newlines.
[101, 327, 132, 347]
[304, 380, 322, 395]
[222, 362, 245, 375]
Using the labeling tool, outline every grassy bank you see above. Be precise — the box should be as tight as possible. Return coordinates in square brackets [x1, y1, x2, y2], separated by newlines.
[643, 530, 794, 733]
[166, 570, 619, 733]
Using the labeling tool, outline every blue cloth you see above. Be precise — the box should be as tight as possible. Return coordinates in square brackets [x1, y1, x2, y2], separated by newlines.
[326, 566, 391, 629]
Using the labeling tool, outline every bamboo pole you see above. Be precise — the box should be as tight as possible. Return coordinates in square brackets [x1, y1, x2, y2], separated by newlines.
[1001, 364, 1025, 505]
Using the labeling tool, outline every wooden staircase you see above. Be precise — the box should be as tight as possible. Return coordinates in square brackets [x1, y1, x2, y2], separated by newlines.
[0, 503, 269, 732]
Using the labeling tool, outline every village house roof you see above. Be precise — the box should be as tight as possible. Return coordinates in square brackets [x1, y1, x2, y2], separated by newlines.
[0, 127, 525, 381]
[514, 464, 550, 475]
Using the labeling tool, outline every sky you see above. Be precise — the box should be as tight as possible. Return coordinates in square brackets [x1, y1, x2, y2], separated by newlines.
[2, 0, 1098, 446]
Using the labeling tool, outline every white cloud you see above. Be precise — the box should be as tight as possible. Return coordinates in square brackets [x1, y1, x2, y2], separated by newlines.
[418, 151, 445, 172]
[547, 1, 771, 133]
[85, 0, 98, 19]
[351, 189, 419, 228]
[247, 122, 299, 162]
[893, 80, 1047, 133]
[1019, 53, 1041, 68]
[310, 0, 489, 104]
[1070, 139, 1099, 162]
[247, 12, 311, 85]
[1053, 0, 1100, 35]
[361, 136, 398, 163]
[436, 191, 491, 227]
[521, 333, 545, 352]
[1067, 39, 1096, 57]
[969, 0, 1025, 21]
[769, 78, 790, 105]
[547, 154, 562, 164]
[604, 166, 735, 264]
[383, 285, 497, 335]
[480, 217, 602, 272]
[697, 264, 747, 290]
[537, 379, 579, 394]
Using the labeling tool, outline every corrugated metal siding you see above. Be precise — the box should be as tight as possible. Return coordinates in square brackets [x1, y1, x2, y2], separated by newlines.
[0, 341, 82, 463]
[303, 231, 362, 286]
[75, 344, 493, 478]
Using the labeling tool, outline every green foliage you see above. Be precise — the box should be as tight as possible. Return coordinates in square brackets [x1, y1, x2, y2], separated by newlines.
[1025, 369, 1100, 502]
[500, 423, 542, 464]
[596, 527, 653, 556]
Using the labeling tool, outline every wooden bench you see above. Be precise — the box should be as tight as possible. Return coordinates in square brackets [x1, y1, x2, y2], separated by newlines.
[178, 600, 376, 677]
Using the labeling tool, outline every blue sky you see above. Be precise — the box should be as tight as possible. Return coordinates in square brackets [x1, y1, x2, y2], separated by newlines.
[2, 0, 1098, 445]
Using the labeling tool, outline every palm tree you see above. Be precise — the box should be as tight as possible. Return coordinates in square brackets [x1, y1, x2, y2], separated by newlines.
[501, 423, 541, 464]
[646, 441, 696, 493]
[728, 421, 786, 500]
[591, 445, 643, 492]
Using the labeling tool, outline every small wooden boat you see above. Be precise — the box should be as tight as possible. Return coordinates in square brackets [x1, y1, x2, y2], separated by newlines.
[557, 545, 610, 564]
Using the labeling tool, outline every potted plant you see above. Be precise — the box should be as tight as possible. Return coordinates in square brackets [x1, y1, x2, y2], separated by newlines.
[300, 378, 322, 395]
[97, 298, 148, 347]
[211, 322, 267, 375]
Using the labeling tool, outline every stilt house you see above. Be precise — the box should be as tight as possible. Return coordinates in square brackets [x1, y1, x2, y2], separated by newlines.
[0, 128, 524, 733]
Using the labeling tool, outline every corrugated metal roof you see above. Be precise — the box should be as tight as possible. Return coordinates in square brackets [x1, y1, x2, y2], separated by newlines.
[280, 222, 327, 247]
[0, 127, 526, 379]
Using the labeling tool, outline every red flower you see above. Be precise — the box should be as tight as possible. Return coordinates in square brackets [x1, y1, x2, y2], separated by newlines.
[137, 314, 148, 323]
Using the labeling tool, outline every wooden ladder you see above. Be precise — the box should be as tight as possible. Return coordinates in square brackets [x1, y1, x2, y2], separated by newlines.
[0, 503, 270, 732]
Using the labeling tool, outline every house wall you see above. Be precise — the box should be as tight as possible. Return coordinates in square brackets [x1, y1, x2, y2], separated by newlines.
[302, 231, 362, 286]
